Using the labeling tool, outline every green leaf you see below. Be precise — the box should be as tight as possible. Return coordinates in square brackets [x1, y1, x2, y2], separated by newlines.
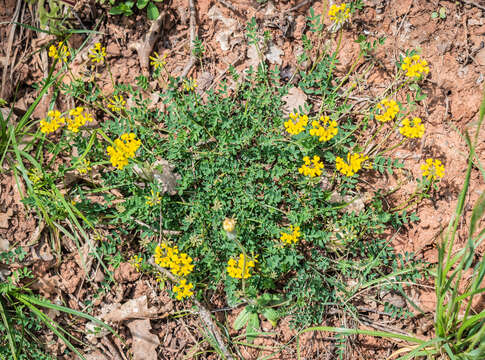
[137, 0, 149, 9]
[262, 307, 280, 327]
[470, 191, 485, 237]
[439, 7, 446, 19]
[431, 12, 438, 19]
[233, 307, 250, 331]
[147, 2, 159, 20]
[246, 312, 260, 343]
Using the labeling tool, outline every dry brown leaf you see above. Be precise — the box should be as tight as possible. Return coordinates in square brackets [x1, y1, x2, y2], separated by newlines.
[282, 87, 308, 115]
[102, 295, 158, 322]
[126, 319, 160, 360]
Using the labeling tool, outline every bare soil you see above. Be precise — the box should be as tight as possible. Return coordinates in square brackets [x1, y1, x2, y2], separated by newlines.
[1, 0, 485, 359]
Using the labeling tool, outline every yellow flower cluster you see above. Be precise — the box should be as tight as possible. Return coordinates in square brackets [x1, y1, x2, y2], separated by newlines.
[298, 155, 324, 177]
[40, 110, 66, 134]
[149, 52, 167, 70]
[77, 159, 92, 175]
[89, 42, 106, 63]
[375, 98, 399, 122]
[280, 225, 301, 245]
[336, 153, 369, 177]
[310, 116, 338, 142]
[399, 117, 425, 138]
[401, 55, 429, 78]
[145, 190, 161, 206]
[421, 158, 445, 180]
[173, 279, 194, 300]
[328, 3, 350, 25]
[48, 42, 70, 62]
[154, 243, 195, 277]
[227, 253, 256, 279]
[108, 95, 126, 112]
[284, 113, 308, 135]
[183, 77, 197, 92]
[106, 133, 141, 170]
[129, 255, 143, 272]
[67, 107, 93, 132]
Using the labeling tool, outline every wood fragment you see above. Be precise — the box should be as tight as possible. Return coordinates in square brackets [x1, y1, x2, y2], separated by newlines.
[179, 0, 197, 79]
[456, 0, 485, 11]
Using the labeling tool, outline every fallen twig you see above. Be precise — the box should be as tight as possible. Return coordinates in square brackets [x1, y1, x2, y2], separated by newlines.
[455, 0, 485, 11]
[149, 258, 235, 360]
[284, 0, 315, 13]
[1, 0, 22, 99]
[217, 0, 244, 18]
[128, 11, 166, 76]
[179, 0, 197, 79]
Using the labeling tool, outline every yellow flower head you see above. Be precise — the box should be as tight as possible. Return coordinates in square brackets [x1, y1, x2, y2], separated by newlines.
[298, 155, 324, 177]
[89, 42, 106, 63]
[335, 153, 368, 177]
[129, 255, 143, 272]
[280, 225, 301, 245]
[107, 95, 126, 112]
[145, 190, 162, 206]
[173, 279, 194, 300]
[39, 110, 66, 134]
[106, 133, 141, 170]
[154, 243, 194, 277]
[421, 158, 444, 180]
[328, 3, 351, 25]
[375, 98, 399, 122]
[76, 159, 92, 175]
[149, 51, 167, 70]
[227, 253, 256, 279]
[67, 107, 93, 133]
[399, 117, 425, 139]
[223, 217, 236, 233]
[183, 77, 197, 92]
[401, 54, 429, 78]
[284, 113, 308, 135]
[309, 116, 338, 142]
[48, 42, 70, 62]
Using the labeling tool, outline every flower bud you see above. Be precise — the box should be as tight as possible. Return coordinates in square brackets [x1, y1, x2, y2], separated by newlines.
[223, 218, 236, 233]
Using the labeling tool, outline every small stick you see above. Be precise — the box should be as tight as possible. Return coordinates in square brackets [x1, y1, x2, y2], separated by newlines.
[149, 259, 235, 360]
[217, 0, 244, 18]
[284, 0, 314, 13]
[455, 0, 485, 11]
[180, 0, 197, 79]
[1, 0, 22, 98]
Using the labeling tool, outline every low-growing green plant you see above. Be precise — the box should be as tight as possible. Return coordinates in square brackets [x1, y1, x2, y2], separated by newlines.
[109, 0, 164, 20]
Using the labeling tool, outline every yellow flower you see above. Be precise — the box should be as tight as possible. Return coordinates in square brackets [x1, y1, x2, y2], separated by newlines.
[154, 243, 194, 277]
[48, 42, 70, 62]
[298, 155, 324, 177]
[223, 218, 236, 233]
[129, 255, 143, 272]
[399, 117, 425, 138]
[106, 133, 141, 170]
[280, 225, 301, 245]
[335, 153, 368, 177]
[89, 42, 106, 63]
[149, 51, 167, 70]
[107, 95, 126, 112]
[227, 253, 256, 279]
[284, 113, 308, 135]
[328, 3, 350, 25]
[375, 98, 399, 122]
[401, 54, 429, 78]
[67, 107, 93, 132]
[39, 110, 66, 134]
[145, 190, 161, 206]
[173, 279, 194, 300]
[76, 159, 92, 175]
[309, 116, 338, 142]
[421, 158, 444, 180]
[183, 77, 197, 92]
